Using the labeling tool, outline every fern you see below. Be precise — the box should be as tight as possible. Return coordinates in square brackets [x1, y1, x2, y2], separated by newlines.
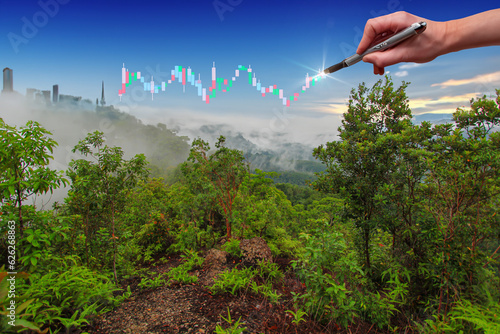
[451, 298, 500, 334]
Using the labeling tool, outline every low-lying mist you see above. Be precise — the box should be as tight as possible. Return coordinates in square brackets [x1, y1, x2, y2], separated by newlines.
[1, 90, 353, 210]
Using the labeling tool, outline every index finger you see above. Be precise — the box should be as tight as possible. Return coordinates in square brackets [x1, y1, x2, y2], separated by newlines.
[357, 11, 421, 54]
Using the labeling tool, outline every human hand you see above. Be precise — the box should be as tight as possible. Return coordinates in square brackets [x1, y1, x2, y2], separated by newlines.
[357, 11, 446, 75]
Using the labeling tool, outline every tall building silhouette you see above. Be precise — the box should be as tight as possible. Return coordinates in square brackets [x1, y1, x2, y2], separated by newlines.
[26, 88, 37, 100]
[52, 85, 59, 103]
[41, 90, 51, 104]
[100, 81, 106, 106]
[3, 67, 13, 93]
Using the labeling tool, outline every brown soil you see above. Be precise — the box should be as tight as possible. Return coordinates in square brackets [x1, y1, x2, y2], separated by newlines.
[84, 255, 386, 334]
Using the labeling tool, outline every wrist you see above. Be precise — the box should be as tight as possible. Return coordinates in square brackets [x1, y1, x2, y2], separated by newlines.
[439, 20, 460, 57]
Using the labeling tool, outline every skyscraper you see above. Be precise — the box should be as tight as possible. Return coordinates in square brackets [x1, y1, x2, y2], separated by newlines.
[26, 88, 37, 100]
[41, 90, 51, 104]
[52, 85, 59, 103]
[3, 67, 13, 93]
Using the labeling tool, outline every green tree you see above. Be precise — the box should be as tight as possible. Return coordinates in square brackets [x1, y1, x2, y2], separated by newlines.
[313, 77, 412, 271]
[66, 131, 149, 280]
[419, 92, 500, 314]
[181, 136, 249, 239]
[234, 170, 297, 239]
[0, 120, 67, 236]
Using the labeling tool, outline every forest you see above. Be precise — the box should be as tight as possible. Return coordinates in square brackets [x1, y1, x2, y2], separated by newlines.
[1, 77, 500, 333]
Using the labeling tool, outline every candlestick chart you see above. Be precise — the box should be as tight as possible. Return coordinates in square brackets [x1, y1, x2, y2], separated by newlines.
[118, 63, 325, 107]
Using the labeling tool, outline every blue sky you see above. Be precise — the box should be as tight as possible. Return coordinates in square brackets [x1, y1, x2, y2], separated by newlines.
[1, 0, 499, 146]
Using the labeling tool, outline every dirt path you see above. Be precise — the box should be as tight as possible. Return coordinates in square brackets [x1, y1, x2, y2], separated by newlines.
[85, 256, 382, 334]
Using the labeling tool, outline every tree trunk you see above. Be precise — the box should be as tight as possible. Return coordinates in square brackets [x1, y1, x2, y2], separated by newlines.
[364, 227, 371, 270]
[111, 201, 118, 283]
[226, 218, 232, 240]
[16, 186, 23, 238]
[84, 213, 89, 268]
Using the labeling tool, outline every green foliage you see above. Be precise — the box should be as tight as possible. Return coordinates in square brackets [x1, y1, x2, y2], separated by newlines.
[133, 221, 170, 263]
[272, 233, 304, 258]
[18, 223, 67, 270]
[275, 183, 327, 208]
[233, 172, 297, 242]
[221, 239, 241, 258]
[249, 280, 281, 304]
[286, 308, 308, 326]
[117, 178, 173, 234]
[292, 229, 361, 328]
[182, 135, 249, 239]
[0, 119, 68, 235]
[166, 250, 204, 284]
[169, 222, 200, 253]
[418, 299, 500, 334]
[196, 226, 221, 249]
[113, 285, 132, 306]
[210, 260, 283, 302]
[257, 260, 283, 282]
[210, 266, 256, 295]
[0, 270, 41, 333]
[1, 80, 498, 334]
[270, 170, 316, 185]
[293, 228, 408, 329]
[312, 79, 500, 330]
[416, 274, 500, 334]
[18, 255, 122, 333]
[138, 273, 167, 290]
[313, 76, 412, 271]
[449, 298, 500, 333]
[215, 307, 247, 334]
[267, 242, 281, 257]
[66, 131, 149, 280]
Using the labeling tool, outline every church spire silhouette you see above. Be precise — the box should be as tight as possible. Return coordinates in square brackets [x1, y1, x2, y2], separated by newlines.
[100, 81, 106, 106]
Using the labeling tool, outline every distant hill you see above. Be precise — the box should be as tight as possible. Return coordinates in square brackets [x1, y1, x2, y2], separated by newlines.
[178, 124, 325, 185]
[413, 113, 453, 125]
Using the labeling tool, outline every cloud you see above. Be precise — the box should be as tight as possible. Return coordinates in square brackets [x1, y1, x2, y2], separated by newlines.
[302, 98, 348, 115]
[124, 103, 342, 149]
[399, 63, 422, 70]
[394, 71, 408, 77]
[409, 92, 482, 114]
[431, 71, 500, 88]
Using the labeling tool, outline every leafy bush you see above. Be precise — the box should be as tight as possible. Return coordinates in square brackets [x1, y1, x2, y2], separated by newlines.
[292, 230, 363, 328]
[210, 266, 256, 295]
[196, 226, 220, 249]
[215, 307, 247, 334]
[417, 294, 500, 334]
[267, 241, 281, 257]
[168, 222, 200, 253]
[131, 213, 175, 264]
[249, 280, 281, 304]
[221, 239, 241, 258]
[257, 261, 283, 282]
[138, 273, 167, 290]
[0, 270, 41, 333]
[166, 250, 204, 284]
[17, 256, 122, 333]
[267, 227, 304, 258]
[210, 261, 283, 302]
